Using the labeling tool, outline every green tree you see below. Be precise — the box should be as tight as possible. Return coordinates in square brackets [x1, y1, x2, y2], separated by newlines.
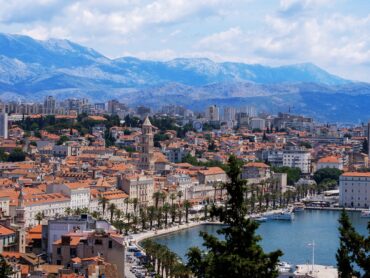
[272, 166, 301, 185]
[184, 200, 192, 223]
[336, 210, 359, 278]
[108, 203, 117, 223]
[313, 168, 342, 185]
[186, 155, 283, 278]
[56, 135, 69, 145]
[98, 195, 109, 217]
[35, 212, 44, 225]
[8, 148, 26, 162]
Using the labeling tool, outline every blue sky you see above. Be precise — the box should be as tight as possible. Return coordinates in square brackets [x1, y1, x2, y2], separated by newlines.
[0, 0, 370, 81]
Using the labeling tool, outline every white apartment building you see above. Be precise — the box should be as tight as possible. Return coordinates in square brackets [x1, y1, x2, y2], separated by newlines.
[120, 174, 154, 206]
[317, 156, 343, 170]
[46, 183, 91, 211]
[14, 193, 70, 227]
[282, 147, 311, 174]
[206, 105, 220, 122]
[167, 174, 194, 200]
[250, 117, 265, 130]
[339, 172, 370, 208]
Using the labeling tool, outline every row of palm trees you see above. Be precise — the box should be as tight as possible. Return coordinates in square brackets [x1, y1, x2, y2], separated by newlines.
[56, 191, 195, 235]
[141, 239, 191, 278]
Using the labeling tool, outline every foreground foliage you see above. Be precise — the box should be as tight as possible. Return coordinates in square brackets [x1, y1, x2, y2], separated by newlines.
[337, 210, 370, 277]
[186, 155, 283, 278]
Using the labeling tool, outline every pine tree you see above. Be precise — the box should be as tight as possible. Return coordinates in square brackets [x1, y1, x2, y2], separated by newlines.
[336, 210, 357, 277]
[186, 155, 283, 278]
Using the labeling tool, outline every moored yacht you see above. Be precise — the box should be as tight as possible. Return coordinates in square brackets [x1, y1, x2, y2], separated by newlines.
[293, 202, 305, 212]
[360, 209, 370, 218]
[265, 209, 295, 221]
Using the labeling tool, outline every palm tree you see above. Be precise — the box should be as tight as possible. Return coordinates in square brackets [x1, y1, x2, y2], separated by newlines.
[271, 191, 277, 209]
[81, 207, 89, 214]
[170, 205, 177, 224]
[132, 215, 139, 233]
[74, 208, 81, 215]
[178, 207, 183, 225]
[147, 206, 156, 230]
[160, 192, 166, 207]
[162, 203, 170, 227]
[115, 209, 122, 220]
[170, 192, 176, 206]
[124, 198, 131, 216]
[98, 195, 109, 217]
[113, 219, 125, 234]
[153, 191, 162, 209]
[156, 207, 163, 228]
[35, 212, 44, 225]
[132, 198, 139, 215]
[139, 208, 147, 230]
[183, 200, 191, 223]
[64, 207, 72, 216]
[108, 203, 117, 223]
[264, 192, 271, 210]
[177, 191, 183, 205]
[91, 211, 101, 219]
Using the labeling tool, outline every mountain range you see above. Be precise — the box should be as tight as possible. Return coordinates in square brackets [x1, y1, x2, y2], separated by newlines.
[0, 32, 369, 123]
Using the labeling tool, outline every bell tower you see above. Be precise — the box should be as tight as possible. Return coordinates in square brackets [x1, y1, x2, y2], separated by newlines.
[139, 116, 155, 171]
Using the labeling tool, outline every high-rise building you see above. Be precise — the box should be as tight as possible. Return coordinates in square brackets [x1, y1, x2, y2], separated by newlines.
[240, 106, 257, 117]
[139, 116, 155, 171]
[206, 105, 220, 122]
[223, 107, 236, 121]
[0, 112, 8, 139]
[43, 96, 56, 115]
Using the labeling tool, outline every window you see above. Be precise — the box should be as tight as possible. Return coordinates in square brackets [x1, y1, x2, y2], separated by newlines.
[109, 240, 113, 249]
[57, 260, 61, 265]
[70, 248, 76, 257]
[95, 239, 102, 245]
[57, 248, 61, 255]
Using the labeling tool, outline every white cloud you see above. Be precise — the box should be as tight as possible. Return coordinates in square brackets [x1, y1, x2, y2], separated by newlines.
[0, 0, 369, 81]
[196, 27, 242, 52]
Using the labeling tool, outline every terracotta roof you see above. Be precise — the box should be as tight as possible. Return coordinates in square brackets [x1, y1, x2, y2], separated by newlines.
[318, 156, 340, 163]
[0, 225, 15, 236]
[198, 167, 225, 175]
[244, 162, 270, 168]
[342, 172, 370, 177]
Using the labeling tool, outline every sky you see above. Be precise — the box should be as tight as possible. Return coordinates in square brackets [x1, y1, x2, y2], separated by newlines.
[0, 0, 370, 81]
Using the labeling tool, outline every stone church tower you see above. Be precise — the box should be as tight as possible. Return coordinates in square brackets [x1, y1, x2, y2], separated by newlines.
[139, 116, 155, 171]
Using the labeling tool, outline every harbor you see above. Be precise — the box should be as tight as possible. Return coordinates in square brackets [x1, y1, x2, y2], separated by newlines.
[153, 210, 369, 269]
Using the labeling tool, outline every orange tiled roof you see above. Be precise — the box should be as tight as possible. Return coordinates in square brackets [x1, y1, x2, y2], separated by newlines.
[244, 162, 270, 168]
[318, 156, 340, 163]
[198, 167, 225, 175]
[342, 172, 370, 177]
[0, 225, 15, 236]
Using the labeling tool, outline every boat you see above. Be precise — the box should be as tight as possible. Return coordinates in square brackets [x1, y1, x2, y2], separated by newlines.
[360, 209, 370, 218]
[266, 210, 295, 221]
[293, 202, 305, 212]
[253, 216, 268, 222]
[278, 261, 292, 273]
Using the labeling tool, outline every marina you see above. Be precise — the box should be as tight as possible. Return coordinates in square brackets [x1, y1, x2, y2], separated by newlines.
[153, 210, 369, 267]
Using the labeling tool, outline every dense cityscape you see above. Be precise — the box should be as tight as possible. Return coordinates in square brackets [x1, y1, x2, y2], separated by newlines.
[0, 95, 368, 277]
[1, 0, 370, 277]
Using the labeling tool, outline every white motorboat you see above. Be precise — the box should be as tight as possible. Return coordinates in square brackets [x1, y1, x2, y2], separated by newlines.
[266, 210, 295, 221]
[360, 209, 370, 218]
[252, 216, 268, 222]
[278, 261, 292, 273]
